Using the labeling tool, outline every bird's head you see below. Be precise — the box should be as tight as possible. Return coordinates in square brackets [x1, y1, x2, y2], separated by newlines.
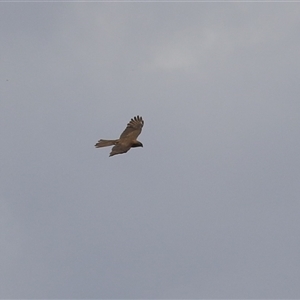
[132, 141, 143, 148]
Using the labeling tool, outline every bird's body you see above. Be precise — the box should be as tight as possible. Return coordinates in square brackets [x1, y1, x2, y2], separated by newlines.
[95, 116, 144, 157]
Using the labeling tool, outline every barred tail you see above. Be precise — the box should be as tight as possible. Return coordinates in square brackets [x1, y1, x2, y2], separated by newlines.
[95, 139, 118, 148]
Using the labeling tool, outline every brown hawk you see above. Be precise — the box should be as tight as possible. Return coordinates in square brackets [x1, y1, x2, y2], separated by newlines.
[95, 115, 144, 157]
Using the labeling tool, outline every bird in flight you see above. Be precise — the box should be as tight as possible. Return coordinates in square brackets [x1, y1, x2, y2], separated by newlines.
[95, 115, 144, 157]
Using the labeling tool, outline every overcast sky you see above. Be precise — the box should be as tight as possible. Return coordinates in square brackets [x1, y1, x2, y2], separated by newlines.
[1, 2, 300, 299]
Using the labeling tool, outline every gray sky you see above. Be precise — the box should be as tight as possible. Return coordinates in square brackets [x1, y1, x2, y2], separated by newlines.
[1, 2, 300, 299]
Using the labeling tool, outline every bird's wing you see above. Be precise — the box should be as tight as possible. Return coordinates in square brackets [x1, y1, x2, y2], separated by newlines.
[119, 116, 144, 140]
[109, 143, 131, 156]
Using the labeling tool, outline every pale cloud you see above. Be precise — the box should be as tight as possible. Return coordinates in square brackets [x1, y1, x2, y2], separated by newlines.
[144, 5, 300, 73]
[1, 3, 300, 299]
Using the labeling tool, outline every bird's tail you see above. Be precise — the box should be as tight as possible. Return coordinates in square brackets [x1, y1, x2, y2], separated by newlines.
[95, 139, 118, 148]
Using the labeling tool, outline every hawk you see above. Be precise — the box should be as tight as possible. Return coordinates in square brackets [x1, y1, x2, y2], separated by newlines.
[95, 115, 144, 157]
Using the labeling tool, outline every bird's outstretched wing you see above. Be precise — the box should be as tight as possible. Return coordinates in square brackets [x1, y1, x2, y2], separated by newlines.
[109, 143, 132, 157]
[119, 115, 144, 140]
